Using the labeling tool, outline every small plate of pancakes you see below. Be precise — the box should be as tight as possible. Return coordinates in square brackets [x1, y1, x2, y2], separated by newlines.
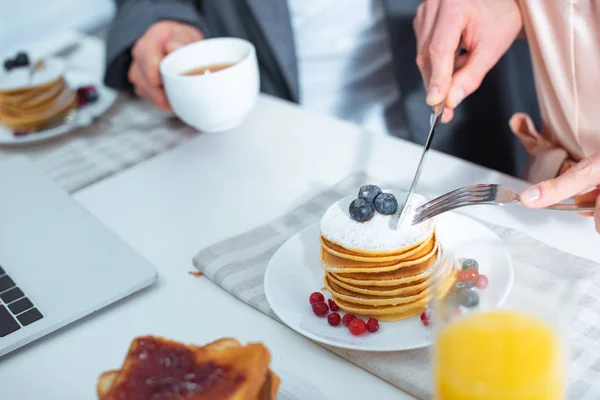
[264, 191, 513, 351]
[0, 57, 117, 145]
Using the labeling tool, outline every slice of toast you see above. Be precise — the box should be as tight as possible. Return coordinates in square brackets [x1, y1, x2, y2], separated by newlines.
[98, 336, 278, 400]
[98, 368, 280, 399]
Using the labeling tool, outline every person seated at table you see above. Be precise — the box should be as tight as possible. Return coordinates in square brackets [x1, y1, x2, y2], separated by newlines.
[104, 0, 540, 177]
[415, 0, 600, 233]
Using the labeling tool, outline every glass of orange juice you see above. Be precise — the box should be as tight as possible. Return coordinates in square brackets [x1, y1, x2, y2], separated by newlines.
[431, 250, 572, 400]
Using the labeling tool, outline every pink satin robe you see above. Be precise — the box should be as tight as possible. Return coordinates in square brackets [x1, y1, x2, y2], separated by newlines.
[509, 0, 600, 182]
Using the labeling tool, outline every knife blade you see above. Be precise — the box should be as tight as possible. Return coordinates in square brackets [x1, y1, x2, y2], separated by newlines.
[392, 101, 445, 229]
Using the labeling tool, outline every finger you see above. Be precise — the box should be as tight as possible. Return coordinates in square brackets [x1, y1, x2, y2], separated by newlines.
[576, 187, 600, 217]
[441, 108, 454, 123]
[165, 27, 204, 54]
[426, 6, 465, 106]
[446, 46, 498, 109]
[130, 62, 171, 110]
[128, 62, 144, 89]
[414, 1, 438, 89]
[137, 84, 171, 111]
[520, 154, 600, 207]
[132, 38, 165, 88]
[595, 194, 600, 234]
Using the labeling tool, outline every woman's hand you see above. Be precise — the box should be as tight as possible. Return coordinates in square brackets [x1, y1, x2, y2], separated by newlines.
[520, 153, 600, 232]
[129, 21, 204, 110]
[413, 0, 523, 122]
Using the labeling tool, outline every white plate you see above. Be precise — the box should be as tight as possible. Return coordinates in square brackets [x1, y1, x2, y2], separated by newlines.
[264, 212, 513, 352]
[0, 67, 117, 145]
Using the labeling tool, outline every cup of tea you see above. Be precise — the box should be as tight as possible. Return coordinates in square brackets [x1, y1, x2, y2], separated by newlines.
[160, 37, 260, 133]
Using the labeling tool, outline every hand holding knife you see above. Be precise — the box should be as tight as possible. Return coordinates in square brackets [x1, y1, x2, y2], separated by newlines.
[392, 47, 463, 229]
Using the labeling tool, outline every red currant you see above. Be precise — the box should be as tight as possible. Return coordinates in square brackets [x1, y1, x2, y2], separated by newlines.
[348, 318, 367, 336]
[309, 292, 325, 304]
[366, 317, 379, 333]
[327, 312, 341, 326]
[13, 129, 30, 137]
[420, 310, 432, 327]
[311, 301, 329, 317]
[456, 270, 468, 282]
[466, 268, 479, 283]
[342, 313, 357, 326]
[475, 274, 489, 290]
[328, 299, 339, 311]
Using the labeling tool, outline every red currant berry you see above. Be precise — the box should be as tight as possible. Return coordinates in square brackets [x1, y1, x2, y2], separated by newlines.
[311, 301, 329, 317]
[466, 268, 479, 283]
[328, 299, 339, 311]
[475, 274, 489, 290]
[420, 310, 432, 327]
[342, 313, 357, 326]
[327, 312, 341, 326]
[309, 292, 325, 304]
[456, 270, 468, 282]
[366, 317, 379, 333]
[13, 129, 30, 137]
[348, 318, 367, 336]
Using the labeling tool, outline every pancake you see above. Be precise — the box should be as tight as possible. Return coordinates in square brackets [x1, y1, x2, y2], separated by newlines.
[0, 75, 77, 131]
[324, 256, 456, 306]
[320, 231, 436, 265]
[329, 264, 457, 322]
[319, 191, 456, 322]
[326, 272, 430, 297]
[321, 240, 438, 274]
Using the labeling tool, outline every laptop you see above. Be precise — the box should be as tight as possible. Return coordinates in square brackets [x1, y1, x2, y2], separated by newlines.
[0, 156, 157, 357]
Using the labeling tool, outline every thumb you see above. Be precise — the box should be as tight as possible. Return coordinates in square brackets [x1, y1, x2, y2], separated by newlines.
[520, 154, 600, 208]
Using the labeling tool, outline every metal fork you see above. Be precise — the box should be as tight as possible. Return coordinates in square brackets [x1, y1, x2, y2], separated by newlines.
[412, 184, 597, 225]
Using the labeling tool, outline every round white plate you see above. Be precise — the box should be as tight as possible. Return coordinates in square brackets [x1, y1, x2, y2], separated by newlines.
[264, 212, 513, 352]
[0, 68, 117, 145]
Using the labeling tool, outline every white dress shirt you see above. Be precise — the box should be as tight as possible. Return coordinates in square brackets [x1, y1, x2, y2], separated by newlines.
[287, 0, 401, 137]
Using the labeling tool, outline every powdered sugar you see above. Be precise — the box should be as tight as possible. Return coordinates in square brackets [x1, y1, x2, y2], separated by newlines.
[320, 191, 435, 251]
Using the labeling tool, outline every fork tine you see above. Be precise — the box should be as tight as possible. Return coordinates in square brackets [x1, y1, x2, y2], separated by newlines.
[412, 184, 496, 225]
[413, 200, 478, 224]
[414, 184, 493, 213]
[417, 190, 492, 217]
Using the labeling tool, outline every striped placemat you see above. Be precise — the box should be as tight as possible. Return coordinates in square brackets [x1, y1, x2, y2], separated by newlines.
[193, 172, 600, 399]
[0, 94, 197, 193]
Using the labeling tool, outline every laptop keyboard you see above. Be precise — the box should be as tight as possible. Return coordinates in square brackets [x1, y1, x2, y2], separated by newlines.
[0, 265, 43, 337]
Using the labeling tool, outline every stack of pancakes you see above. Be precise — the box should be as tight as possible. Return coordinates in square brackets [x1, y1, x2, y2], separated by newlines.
[320, 193, 456, 322]
[0, 75, 77, 132]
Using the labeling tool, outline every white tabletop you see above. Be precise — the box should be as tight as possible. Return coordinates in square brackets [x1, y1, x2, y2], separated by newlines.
[1, 95, 597, 400]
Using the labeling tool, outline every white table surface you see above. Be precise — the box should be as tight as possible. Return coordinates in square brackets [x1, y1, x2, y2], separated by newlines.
[1, 95, 597, 400]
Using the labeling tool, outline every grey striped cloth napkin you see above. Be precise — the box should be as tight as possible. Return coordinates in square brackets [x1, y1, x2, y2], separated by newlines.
[193, 172, 600, 399]
[0, 95, 197, 193]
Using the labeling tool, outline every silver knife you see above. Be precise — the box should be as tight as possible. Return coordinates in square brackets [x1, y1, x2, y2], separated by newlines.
[392, 101, 446, 229]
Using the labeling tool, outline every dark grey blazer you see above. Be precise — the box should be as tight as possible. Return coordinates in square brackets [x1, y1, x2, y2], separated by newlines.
[105, 0, 540, 176]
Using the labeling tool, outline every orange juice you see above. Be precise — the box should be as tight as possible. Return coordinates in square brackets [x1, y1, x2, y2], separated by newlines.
[434, 310, 564, 400]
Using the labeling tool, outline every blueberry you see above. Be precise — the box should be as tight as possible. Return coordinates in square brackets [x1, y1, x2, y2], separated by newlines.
[3, 58, 15, 71]
[454, 281, 466, 290]
[461, 259, 479, 271]
[458, 288, 479, 308]
[358, 185, 382, 202]
[349, 198, 375, 222]
[14, 52, 29, 67]
[464, 280, 475, 289]
[374, 193, 398, 215]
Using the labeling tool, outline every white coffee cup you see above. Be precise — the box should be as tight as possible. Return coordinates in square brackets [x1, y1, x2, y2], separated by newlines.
[160, 38, 260, 133]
